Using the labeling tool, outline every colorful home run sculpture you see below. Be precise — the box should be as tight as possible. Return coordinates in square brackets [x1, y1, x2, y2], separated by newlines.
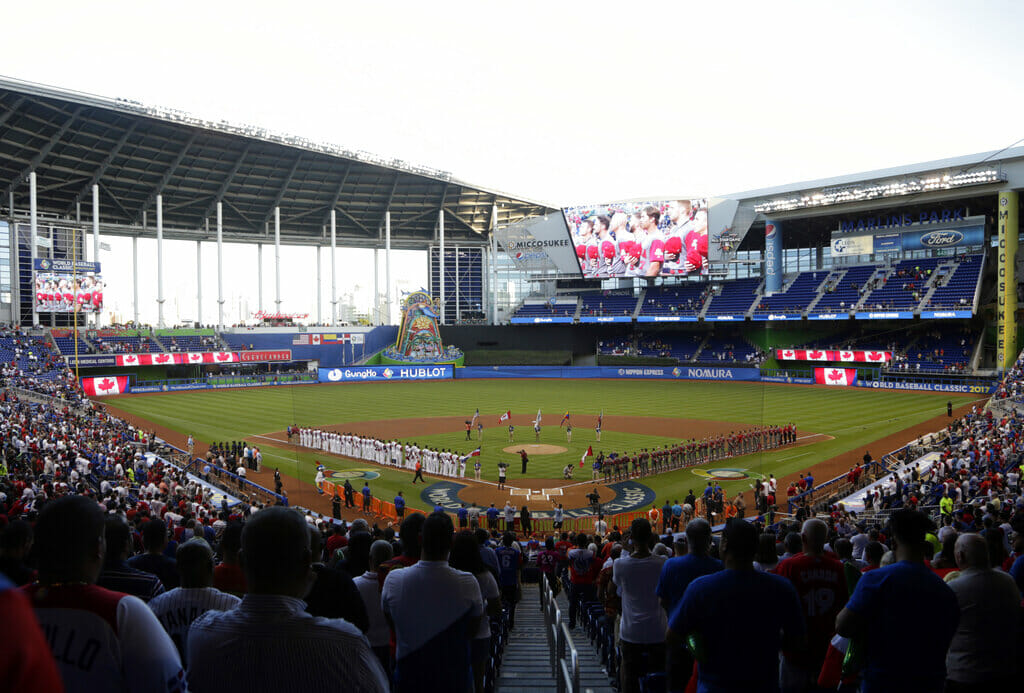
[382, 291, 463, 364]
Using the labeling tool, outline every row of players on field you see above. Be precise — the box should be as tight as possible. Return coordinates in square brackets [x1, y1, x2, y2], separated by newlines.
[34, 275, 105, 312]
[567, 200, 709, 278]
[292, 424, 798, 480]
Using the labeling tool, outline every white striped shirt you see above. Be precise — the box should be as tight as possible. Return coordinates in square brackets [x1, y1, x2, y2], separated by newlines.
[148, 587, 241, 666]
[186, 594, 388, 693]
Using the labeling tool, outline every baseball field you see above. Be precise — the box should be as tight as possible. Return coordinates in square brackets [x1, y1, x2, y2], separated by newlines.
[104, 379, 975, 519]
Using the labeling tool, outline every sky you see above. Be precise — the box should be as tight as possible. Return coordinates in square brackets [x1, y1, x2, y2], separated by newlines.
[5, 1, 1024, 325]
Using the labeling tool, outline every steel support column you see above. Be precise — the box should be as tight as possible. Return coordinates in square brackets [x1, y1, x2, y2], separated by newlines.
[216, 202, 224, 328]
[316, 245, 322, 324]
[385, 210, 391, 325]
[156, 194, 165, 327]
[330, 210, 337, 325]
[29, 171, 37, 326]
[196, 239, 203, 326]
[439, 210, 446, 324]
[132, 235, 140, 325]
[274, 207, 281, 313]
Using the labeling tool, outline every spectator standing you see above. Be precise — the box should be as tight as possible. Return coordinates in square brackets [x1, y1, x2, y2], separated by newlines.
[353, 540, 395, 677]
[613, 519, 669, 693]
[667, 519, 804, 692]
[148, 538, 241, 667]
[775, 518, 847, 692]
[494, 532, 523, 629]
[836, 509, 960, 693]
[187, 507, 388, 693]
[127, 519, 180, 590]
[24, 496, 186, 693]
[96, 516, 166, 603]
[944, 533, 1021, 691]
[451, 531, 502, 693]
[212, 522, 247, 597]
[382, 512, 484, 693]
[567, 534, 600, 629]
[304, 526, 370, 632]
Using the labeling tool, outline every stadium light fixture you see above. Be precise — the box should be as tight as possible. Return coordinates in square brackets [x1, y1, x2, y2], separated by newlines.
[753, 169, 1006, 214]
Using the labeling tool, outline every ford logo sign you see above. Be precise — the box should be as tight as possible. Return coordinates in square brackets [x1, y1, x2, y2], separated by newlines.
[920, 230, 963, 247]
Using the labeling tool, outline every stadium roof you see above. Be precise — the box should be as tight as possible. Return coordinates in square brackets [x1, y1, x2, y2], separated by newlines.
[0, 75, 556, 248]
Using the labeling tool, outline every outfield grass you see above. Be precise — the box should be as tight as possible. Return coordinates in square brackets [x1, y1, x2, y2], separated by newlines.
[109, 380, 963, 510]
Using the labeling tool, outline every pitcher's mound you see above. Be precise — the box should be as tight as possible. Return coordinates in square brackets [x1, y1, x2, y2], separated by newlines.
[502, 444, 568, 455]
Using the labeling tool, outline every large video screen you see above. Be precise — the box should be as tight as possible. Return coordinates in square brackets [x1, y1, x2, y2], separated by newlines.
[33, 259, 104, 314]
[562, 199, 708, 278]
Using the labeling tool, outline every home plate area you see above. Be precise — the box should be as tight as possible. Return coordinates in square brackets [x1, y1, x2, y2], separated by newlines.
[420, 479, 655, 519]
[508, 486, 563, 503]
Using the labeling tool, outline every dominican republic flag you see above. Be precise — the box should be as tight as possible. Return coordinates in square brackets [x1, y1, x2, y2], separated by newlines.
[597, 410, 603, 429]
[815, 367, 857, 386]
[560, 411, 571, 427]
[580, 445, 593, 467]
[533, 408, 542, 426]
[461, 447, 482, 463]
[471, 408, 480, 426]
[499, 410, 511, 423]
[81, 376, 128, 396]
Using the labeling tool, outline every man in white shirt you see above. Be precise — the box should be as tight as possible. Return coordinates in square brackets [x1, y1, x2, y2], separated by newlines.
[612, 518, 668, 693]
[382, 512, 484, 693]
[354, 540, 394, 676]
[188, 507, 387, 693]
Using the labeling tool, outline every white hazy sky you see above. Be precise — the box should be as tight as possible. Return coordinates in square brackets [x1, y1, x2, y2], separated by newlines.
[6, 1, 1024, 324]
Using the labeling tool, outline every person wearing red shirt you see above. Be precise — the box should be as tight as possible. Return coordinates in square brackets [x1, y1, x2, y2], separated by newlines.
[775, 518, 847, 691]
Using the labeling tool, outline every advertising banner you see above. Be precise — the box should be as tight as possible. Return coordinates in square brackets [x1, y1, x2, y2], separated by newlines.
[814, 367, 858, 386]
[237, 350, 293, 362]
[854, 311, 913, 320]
[318, 365, 454, 382]
[919, 310, 972, 319]
[494, 215, 581, 275]
[760, 375, 815, 384]
[509, 316, 574, 324]
[454, 366, 761, 381]
[830, 234, 874, 257]
[776, 349, 891, 363]
[997, 191, 1018, 370]
[751, 313, 794, 321]
[764, 220, 783, 293]
[900, 225, 984, 252]
[874, 233, 900, 253]
[636, 315, 700, 323]
[807, 313, 849, 321]
[81, 375, 129, 396]
[579, 316, 633, 323]
[855, 380, 996, 394]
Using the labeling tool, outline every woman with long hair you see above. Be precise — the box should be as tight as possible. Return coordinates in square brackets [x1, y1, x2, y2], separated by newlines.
[450, 531, 502, 693]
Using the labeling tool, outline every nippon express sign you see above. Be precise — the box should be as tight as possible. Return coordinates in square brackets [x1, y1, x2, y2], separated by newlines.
[318, 365, 453, 383]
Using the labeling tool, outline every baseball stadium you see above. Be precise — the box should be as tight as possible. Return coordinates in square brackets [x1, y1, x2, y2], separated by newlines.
[3, 64, 1024, 693]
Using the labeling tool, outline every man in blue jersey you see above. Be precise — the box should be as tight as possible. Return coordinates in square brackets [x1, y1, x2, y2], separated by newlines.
[495, 532, 524, 630]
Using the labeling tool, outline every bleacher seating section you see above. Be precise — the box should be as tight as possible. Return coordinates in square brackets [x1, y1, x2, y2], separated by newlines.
[512, 302, 576, 319]
[636, 333, 704, 361]
[755, 271, 828, 315]
[92, 334, 164, 353]
[699, 332, 758, 363]
[0, 333, 67, 381]
[860, 257, 943, 310]
[52, 335, 96, 355]
[579, 291, 637, 318]
[639, 284, 708, 317]
[813, 265, 876, 312]
[925, 255, 982, 310]
[898, 328, 977, 373]
[704, 277, 760, 316]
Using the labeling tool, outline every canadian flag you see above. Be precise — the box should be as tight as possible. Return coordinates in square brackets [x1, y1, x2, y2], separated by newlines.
[580, 445, 593, 468]
[815, 367, 857, 386]
[498, 410, 511, 423]
[188, 352, 203, 363]
[81, 376, 129, 396]
[214, 352, 237, 362]
[118, 354, 139, 366]
[311, 334, 321, 345]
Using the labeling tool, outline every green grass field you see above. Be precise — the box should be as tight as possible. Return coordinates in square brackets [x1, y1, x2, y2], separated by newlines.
[108, 380, 965, 510]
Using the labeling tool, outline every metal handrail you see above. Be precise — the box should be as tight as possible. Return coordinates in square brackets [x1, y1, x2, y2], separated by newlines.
[539, 578, 579, 693]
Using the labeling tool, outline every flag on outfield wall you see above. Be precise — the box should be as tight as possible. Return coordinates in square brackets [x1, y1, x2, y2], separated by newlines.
[461, 447, 482, 463]
[471, 408, 479, 426]
[560, 411, 570, 427]
[499, 410, 511, 423]
[814, 367, 858, 386]
[533, 408, 542, 426]
[580, 445, 593, 467]
[81, 376, 128, 396]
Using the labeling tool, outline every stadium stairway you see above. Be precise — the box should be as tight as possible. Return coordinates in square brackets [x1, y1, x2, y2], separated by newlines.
[496, 583, 614, 693]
